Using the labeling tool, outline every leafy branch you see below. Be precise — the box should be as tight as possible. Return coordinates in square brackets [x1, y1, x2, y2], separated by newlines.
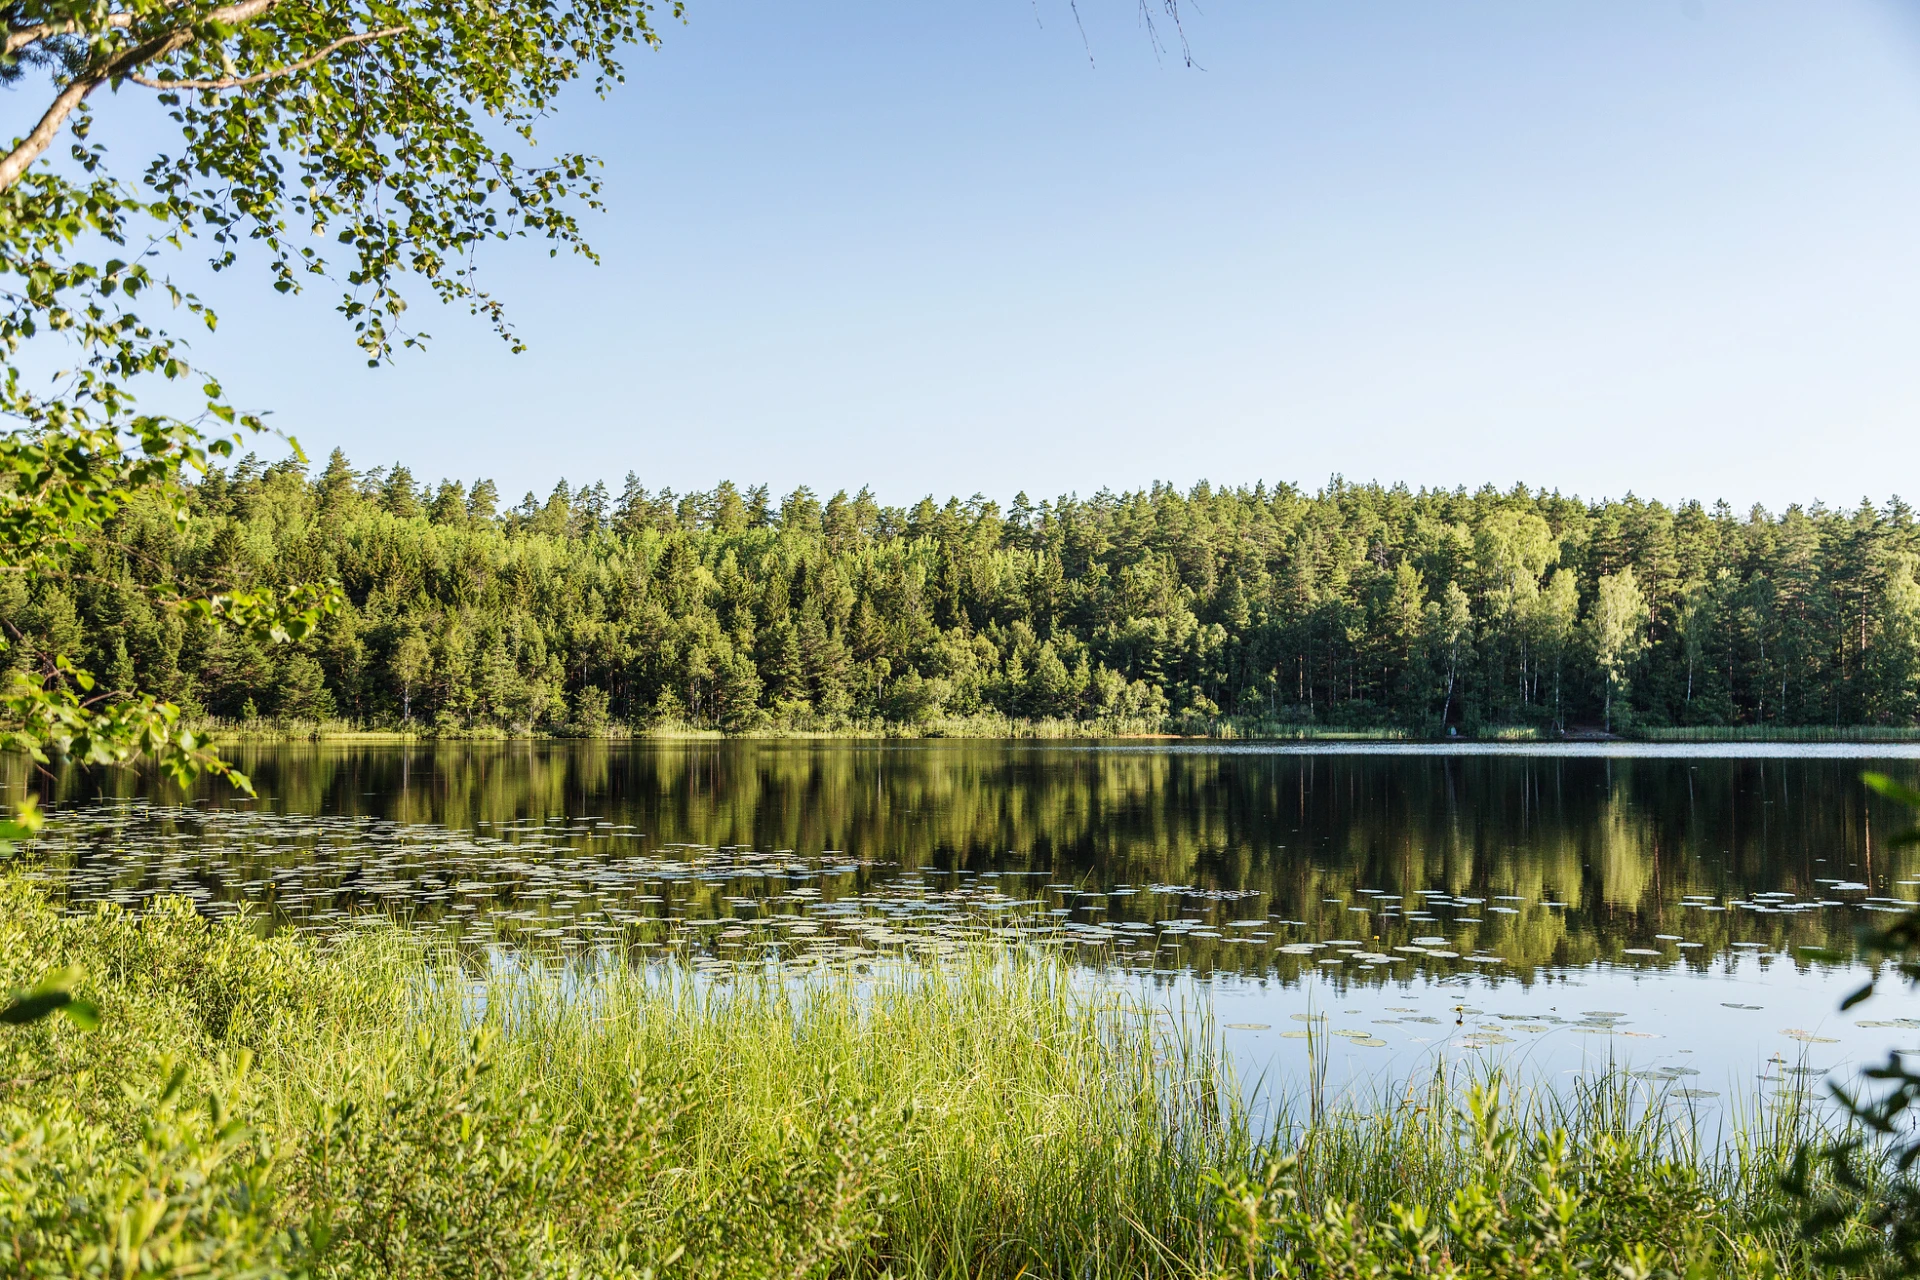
[1783, 770, 1920, 1274]
[0, 0, 681, 801]
[126, 23, 408, 91]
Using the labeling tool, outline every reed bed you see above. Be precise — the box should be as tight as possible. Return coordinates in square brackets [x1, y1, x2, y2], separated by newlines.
[1265, 1052, 1820, 1225]
[1636, 724, 1920, 743]
[0, 878, 1885, 1277]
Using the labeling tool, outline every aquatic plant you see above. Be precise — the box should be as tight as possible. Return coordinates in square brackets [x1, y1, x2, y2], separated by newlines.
[0, 873, 1875, 1277]
[1207, 1079, 1796, 1280]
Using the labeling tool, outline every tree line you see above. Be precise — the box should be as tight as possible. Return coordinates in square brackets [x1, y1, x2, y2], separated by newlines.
[13, 450, 1920, 736]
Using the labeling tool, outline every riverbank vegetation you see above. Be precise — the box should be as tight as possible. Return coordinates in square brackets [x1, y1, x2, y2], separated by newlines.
[189, 718, 1920, 744]
[0, 873, 1888, 1278]
[13, 459, 1920, 742]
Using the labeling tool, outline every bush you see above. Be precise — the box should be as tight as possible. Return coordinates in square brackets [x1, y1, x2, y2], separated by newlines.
[0, 1058, 297, 1279]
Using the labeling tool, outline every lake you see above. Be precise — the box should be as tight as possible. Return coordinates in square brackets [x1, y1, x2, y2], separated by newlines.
[13, 739, 1920, 1111]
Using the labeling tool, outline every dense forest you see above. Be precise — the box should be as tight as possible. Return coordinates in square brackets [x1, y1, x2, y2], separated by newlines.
[12, 451, 1920, 736]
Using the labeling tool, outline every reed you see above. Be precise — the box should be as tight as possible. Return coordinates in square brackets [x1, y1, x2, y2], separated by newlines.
[274, 946, 1257, 1277]
[1262, 1054, 1822, 1224]
[1636, 724, 1920, 743]
[0, 878, 1880, 1277]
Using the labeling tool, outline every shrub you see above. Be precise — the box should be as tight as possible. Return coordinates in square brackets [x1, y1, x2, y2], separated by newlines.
[0, 1058, 297, 1279]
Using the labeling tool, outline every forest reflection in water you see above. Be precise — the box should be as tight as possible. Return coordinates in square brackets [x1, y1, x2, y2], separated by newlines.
[11, 740, 1920, 981]
[19, 740, 1920, 1103]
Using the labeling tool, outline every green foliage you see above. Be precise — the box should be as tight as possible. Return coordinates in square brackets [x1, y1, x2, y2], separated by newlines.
[1209, 1082, 1788, 1279]
[0, 876, 335, 1279]
[0, 964, 98, 1029]
[0, 419, 337, 789]
[1588, 567, 1650, 732]
[22, 469, 1920, 738]
[0, 872, 1864, 1278]
[0, 0, 685, 367]
[0, 0, 681, 793]
[1780, 771, 1920, 1276]
[0, 1058, 297, 1279]
[0, 790, 38, 854]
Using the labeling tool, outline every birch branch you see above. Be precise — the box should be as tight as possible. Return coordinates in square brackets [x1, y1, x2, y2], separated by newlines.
[5, 11, 133, 57]
[0, 0, 280, 192]
[127, 23, 403, 90]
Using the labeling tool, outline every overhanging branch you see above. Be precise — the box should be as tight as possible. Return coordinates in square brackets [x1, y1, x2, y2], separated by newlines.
[0, 0, 281, 193]
[5, 12, 134, 57]
[128, 23, 405, 90]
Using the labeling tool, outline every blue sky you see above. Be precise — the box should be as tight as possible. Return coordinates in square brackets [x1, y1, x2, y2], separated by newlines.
[64, 1, 1920, 508]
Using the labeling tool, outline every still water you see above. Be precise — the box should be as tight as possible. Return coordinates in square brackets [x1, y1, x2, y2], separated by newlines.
[13, 740, 1920, 1109]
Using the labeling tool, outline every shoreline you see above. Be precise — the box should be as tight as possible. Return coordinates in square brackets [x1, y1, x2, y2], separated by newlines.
[198, 723, 1920, 748]
[3, 873, 1855, 1278]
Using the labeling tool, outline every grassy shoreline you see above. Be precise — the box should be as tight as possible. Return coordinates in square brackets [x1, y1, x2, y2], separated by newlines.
[0, 875, 1885, 1278]
[197, 715, 1403, 745]
[198, 716, 1920, 747]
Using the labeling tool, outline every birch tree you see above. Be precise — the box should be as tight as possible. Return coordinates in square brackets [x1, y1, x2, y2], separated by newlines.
[1588, 567, 1649, 733]
[0, 0, 683, 806]
[1427, 580, 1472, 731]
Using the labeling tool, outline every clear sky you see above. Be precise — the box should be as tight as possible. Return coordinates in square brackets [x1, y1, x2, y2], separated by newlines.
[64, 1, 1920, 509]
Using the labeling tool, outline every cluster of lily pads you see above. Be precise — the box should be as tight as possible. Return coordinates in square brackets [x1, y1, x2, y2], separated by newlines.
[20, 799, 1917, 1112]
[13, 801, 1910, 995]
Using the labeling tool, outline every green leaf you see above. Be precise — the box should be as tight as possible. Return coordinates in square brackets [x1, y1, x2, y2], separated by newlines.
[1, 967, 98, 1029]
[60, 999, 101, 1030]
[0, 990, 75, 1024]
[1863, 772, 1920, 810]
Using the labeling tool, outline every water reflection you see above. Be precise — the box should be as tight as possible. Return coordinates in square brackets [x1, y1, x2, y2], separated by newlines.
[10, 741, 1920, 980]
[15, 741, 1920, 1108]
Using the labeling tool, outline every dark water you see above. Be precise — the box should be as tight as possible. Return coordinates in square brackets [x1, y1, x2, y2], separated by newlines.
[13, 740, 1920, 1103]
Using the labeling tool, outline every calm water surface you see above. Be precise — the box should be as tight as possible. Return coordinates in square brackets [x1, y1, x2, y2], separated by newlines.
[14, 740, 1920, 1109]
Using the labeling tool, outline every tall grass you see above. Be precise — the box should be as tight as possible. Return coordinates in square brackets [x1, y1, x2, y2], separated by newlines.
[0, 878, 1881, 1277]
[1268, 1056, 1818, 1225]
[1636, 724, 1920, 743]
[371, 954, 1254, 1277]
